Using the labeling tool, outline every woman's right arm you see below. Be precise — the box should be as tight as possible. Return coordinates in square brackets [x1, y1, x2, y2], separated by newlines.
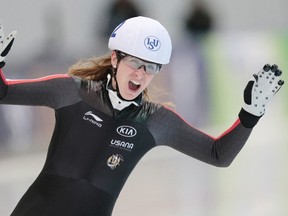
[0, 69, 81, 109]
[0, 21, 81, 109]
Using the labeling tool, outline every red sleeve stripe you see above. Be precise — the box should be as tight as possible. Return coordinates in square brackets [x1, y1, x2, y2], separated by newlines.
[163, 105, 241, 141]
[216, 118, 241, 139]
[0, 69, 8, 85]
[6, 74, 71, 85]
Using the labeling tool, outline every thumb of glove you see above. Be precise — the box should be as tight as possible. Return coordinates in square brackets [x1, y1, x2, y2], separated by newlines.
[243, 74, 257, 106]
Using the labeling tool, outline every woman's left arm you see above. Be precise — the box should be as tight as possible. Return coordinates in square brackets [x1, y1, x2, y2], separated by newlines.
[148, 107, 251, 167]
[148, 64, 284, 167]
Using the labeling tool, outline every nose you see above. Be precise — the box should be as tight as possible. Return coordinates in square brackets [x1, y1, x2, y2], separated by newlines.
[134, 65, 146, 77]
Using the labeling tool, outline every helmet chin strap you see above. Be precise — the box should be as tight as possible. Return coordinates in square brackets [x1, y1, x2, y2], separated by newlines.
[106, 71, 139, 111]
[112, 65, 120, 94]
[111, 64, 137, 102]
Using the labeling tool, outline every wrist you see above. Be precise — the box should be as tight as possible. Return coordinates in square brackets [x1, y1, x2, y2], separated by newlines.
[238, 108, 261, 128]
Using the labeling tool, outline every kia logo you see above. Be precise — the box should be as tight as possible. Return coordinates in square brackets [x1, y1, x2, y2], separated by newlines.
[144, 36, 161, 51]
[117, 126, 137, 137]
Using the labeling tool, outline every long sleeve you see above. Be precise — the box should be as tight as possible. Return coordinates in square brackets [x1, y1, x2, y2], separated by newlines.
[147, 106, 252, 167]
[0, 69, 81, 109]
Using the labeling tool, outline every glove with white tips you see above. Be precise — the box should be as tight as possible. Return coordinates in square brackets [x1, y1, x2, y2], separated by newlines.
[0, 20, 17, 68]
[239, 64, 284, 128]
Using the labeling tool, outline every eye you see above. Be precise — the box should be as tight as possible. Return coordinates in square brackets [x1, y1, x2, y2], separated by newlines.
[146, 63, 159, 73]
[129, 58, 141, 69]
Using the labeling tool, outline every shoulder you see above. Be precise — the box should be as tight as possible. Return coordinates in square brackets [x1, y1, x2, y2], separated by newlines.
[70, 75, 105, 92]
[141, 100, 162, 115]
[146, 104, 186, 124]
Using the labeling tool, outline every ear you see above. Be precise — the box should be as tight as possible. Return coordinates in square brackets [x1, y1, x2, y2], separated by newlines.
[111, 51, 118, 68]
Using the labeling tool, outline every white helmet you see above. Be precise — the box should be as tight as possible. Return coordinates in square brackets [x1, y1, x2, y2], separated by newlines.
[108, 16, 172, 64]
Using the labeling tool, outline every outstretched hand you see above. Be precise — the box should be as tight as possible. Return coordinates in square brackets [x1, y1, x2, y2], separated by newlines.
[242, 64, 284, 117]
[0, 20, 17, 68]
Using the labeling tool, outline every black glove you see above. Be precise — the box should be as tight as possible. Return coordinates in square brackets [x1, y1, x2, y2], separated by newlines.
[239, 64, 284, 128]
[0, 20, 17, 68]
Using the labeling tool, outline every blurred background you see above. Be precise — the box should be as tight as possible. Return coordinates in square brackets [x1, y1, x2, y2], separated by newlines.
[0, 0, 288, 215]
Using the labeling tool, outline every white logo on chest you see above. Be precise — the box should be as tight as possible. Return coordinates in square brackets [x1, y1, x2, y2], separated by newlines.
[116, 125, 137, 137]
[83, 111, 103, 127]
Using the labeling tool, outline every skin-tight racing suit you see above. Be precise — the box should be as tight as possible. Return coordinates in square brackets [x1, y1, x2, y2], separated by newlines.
[0, 69, 252, 216]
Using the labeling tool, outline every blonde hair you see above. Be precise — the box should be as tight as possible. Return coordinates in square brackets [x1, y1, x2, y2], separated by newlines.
[67, 53, 112, 81]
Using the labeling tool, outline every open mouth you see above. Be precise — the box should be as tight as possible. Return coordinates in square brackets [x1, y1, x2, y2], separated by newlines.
[128, 80, 141, 91]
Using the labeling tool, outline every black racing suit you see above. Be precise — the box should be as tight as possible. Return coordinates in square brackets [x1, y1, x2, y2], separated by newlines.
[0, 69, 253, 216]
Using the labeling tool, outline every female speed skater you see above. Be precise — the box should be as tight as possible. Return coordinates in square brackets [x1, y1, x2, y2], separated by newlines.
[0, 16, 284, 216]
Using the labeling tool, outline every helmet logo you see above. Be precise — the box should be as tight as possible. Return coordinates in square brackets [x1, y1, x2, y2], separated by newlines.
[144, 36, 161, 51]
[110, 21, 125, 38]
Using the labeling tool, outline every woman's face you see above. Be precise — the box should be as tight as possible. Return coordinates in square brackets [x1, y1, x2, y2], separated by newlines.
[111, 51, 155, 101]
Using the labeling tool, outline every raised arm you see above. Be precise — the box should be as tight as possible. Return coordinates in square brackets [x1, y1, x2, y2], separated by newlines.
[148, 65, 284, 167]
[0, 70, 81, 109]
[148, 107, 250, 167]
[0, 20, 81, 109]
